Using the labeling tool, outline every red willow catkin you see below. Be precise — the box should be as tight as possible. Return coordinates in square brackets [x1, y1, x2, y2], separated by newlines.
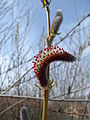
[33, 46, 76, 87]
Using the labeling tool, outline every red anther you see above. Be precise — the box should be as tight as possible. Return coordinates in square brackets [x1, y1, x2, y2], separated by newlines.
[36, 64, 39, 68]
[53, 50, 56, 53]
[46, 47, 49, 51]
[59, 48, 61, 50]
[62, 48, 63, 50]
[50, 52, 53, 55]
[44, 48, 47, 51]
[37, 60, 40, 62]
[60, 51, 62, 54]
[37, 53, 40, 55]
[43, 56, 45, 58]
[36, 56, 39, 60]
[32, 66, 34, 69]
[47, 49, 49, 52]
[54, 46, 57, 49]
[40, 60, 42, 62]
[47, 54, 49, 57]
[43, 52, 46, 54]
[38, 55, 41, 58]
[34, 56, 36, 58]
[63, 51, 67, 54]
[35, 56, 38, 59]
[34, 67, 37, 70]
[37, 54, 41, 58]
[56, 46, 59, 48]
[33, 64, 36, 68]
[35, 58, 37, 61]
[34, 62, 36, 64]
[56, 50, 59, 53]
[34, 70, 37, 73]
[39, 50, 43, 53]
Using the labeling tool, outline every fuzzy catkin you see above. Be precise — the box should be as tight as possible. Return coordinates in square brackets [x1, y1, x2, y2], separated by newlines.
[20, 107, 30, 120]
[51, 9, 63, 34]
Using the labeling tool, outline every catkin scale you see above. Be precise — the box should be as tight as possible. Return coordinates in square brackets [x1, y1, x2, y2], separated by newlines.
[33, 46, 76, 87]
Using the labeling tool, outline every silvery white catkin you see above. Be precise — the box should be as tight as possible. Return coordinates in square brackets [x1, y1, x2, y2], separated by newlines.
[20, 107, 31, 120]
[51, 9, 63, 33]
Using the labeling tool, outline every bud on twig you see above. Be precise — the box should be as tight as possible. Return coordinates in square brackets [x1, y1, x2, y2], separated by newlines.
[33, 46, 76, 87]
[46, 9, 63, 47]
[51, 9, 63, 34]
[20, 107, 31, 120]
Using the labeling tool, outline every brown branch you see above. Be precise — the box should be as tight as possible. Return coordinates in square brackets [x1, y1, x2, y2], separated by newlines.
[0, 95, 90, 102]
[45, 5, 50, 36]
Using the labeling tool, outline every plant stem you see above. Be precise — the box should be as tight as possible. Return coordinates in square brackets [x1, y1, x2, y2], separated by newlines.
[45, 5, 50, 36]
[42, 90, 49, 120]
[42, 5, 50, 120]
